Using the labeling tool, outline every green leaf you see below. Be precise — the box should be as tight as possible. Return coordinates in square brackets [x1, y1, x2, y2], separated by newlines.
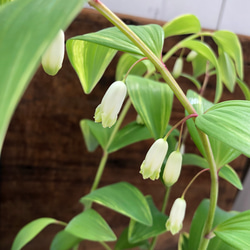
[0, 0, 86, 152]
[183, 154, 242, 189]
[115, 228, 149, 250]
[191, 53, 214, 78]
[115, 53, 148, 81]
[213, 30, 243, 79]
[127, 75, 173, 139]
[128, 196, 168, 243]
[80, 119, 113, 151]
[178, 233, 189, 250]
[218, 51, 236, 92]
[80, 119, 100, 152]
[80, 120, 153, 153]
[186, 90, 242, 167]
[0, 0, 13, 5]
[214, 210, 250, 250]
[66, 40, 117, 94]
[236, 78, 250, 101]
[70, 24, 164, 59]
[195, 100, 250, 157]
[188, 199, 236, 250]
[219, 165, 243, 190]
[163, 14, 201, 38]
[207, 236, 236, 250]
[50, 230, 82, 250]
[209, 136, 241, 169]
[108, 121, 152, 153]
[11, 218, 58, 250]
[180, 40, 222, 102]
[80, 182, 152, 226]
[65, 209, 116, 242]
[183, 154, 209, 169]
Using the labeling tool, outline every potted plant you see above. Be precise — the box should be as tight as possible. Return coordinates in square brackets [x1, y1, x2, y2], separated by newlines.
[1, 0, 250, 249]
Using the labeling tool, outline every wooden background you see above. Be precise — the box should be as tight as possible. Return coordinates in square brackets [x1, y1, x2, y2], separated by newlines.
[1, 9, 249, 250]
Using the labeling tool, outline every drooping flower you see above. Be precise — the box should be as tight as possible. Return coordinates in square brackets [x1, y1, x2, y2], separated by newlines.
[163, 150, 182, 187]
[140, 138, 168, 180]
[94, 81, 127, 128]
[42, 29, 65, 76]
[186, 50, 198, 62]
[172, 57, 183, 79]
[166, 197, 186, 235]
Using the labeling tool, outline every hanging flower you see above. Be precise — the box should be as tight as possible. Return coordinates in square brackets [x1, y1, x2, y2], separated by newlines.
[163, 150, 182, 187]
[140, 138, 168, 180]
[186, 50, 198, 62]
[42, 29, 65, 76]
[94, 81, 127, 128]
[166, 197, 186, 235]
[172, 57, 183, 79]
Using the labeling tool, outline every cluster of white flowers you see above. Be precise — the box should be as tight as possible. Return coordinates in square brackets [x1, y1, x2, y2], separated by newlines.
[140, 137, 185, 234]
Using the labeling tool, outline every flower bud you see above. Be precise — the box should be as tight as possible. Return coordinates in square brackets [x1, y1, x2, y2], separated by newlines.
[172, 57, 183, 79]
[42, 29, 65, 76]
[166, 198, 186, 235]
[140, 138, 168, 180]
[186, 50, 198, 62]
[163, 150, 182, 187]
[136, 114, 144, 125]
[94, 81, 127, 128]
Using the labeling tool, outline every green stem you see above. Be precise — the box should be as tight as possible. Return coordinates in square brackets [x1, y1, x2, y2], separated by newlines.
[105, 98, 132, 150]
[99, 241, 112, 250]
[161, 185, 171, 213]
[198, 132, 219, 250]
[123, 57, 148, 81]
[162, 32, 212, 63]
[200, 61, 211, 97]
[164, 113, 198, 140]
[86, 98, 131, 206]
[90, 150, 109, 193]
[181, 168, 210, 199]
[149, 186, 171, 250]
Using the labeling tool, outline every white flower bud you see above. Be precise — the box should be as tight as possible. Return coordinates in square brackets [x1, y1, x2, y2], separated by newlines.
[166, 198, 186, 235]
[172, 57, 183, 79]
[42, 29, 65, 76]
[136, 114, 144, 125]
[186, 50, 198, 62]
[163, 150, 182, 187]
[94, 81, 127, 128]
[140, 139, 168, 180]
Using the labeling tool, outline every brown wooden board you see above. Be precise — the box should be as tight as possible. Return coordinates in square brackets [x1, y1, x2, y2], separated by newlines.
[0, 8, 249, 250]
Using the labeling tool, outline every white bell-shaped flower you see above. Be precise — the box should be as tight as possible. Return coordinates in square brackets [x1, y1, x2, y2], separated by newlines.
[172, 57, 183, 79]
[42, 29, 65, 76]
[163, 150, 182, 187]
[166, 197, 186, 235]
[140, 138, 168, 180]
[94, 81, 127, 128]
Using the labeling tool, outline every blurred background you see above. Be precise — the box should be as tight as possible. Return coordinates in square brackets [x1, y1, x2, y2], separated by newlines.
[87, 0, 250, 36]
